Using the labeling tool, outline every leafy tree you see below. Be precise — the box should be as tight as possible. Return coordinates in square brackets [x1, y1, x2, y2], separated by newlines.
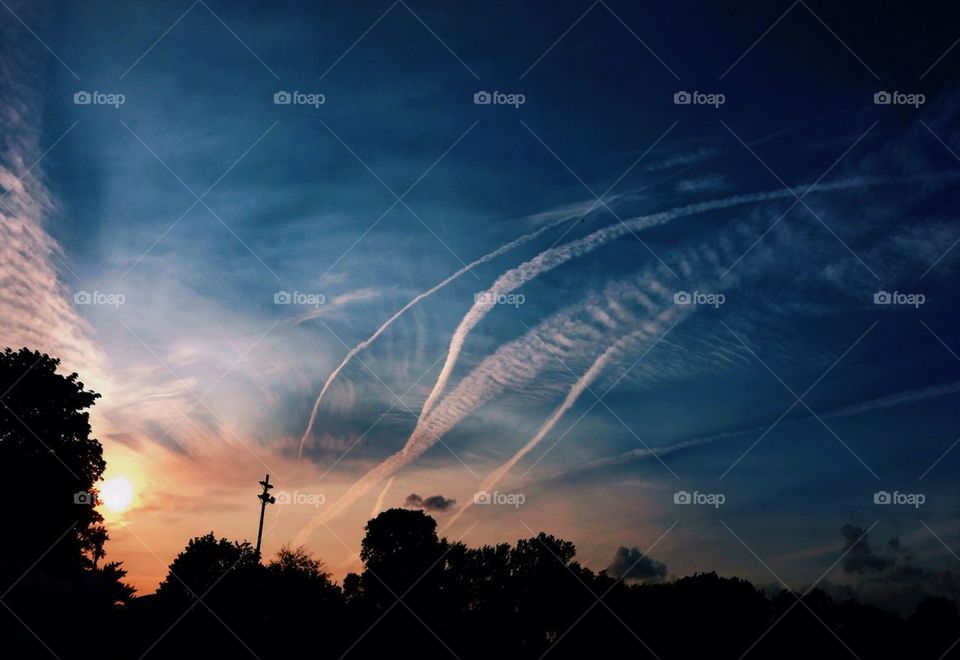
[265, 545, 341, 611]
[0, 348, 108, 575]
[263, 547, 344, 658]
[509, 533, 584, 647]
[359, 508, 446, 606]
[268, 545, 330, 579]
[0, 347, 132, 660]
[155, 532, 258, 603]
[353, 509, 450, 655]
[148, 533, 263, 659]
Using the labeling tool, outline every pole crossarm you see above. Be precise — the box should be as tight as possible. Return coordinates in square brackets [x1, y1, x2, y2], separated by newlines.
[255, 474, 275, 559]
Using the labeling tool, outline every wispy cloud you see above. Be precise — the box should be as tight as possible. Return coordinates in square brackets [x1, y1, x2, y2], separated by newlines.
[443, 309, 682, 530]
[543, 379, 960, 485]
[297, 212, 580, 456]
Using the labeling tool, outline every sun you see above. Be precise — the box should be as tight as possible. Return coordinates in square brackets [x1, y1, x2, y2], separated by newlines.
[100, 477, 135, 513]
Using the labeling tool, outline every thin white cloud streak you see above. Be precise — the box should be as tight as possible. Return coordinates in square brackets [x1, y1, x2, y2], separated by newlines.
[292, 293, 630, 544]
[299, 172, 954, 534]
[542, 378, 960, 484]
[370, 476, 394, 518]
[416, 174, 929, 424]
[826, 380, 960, 419]
[545, 434, 736, 483]
[442, 310, 679, 531]
[294, 259, 710, 543]
[290, 288, 382, 324]
[297, 213, 578, 457]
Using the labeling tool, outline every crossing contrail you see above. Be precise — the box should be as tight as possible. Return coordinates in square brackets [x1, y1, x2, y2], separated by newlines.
[442, 309, 679, 531]
[415, 175, 899, 423]
[293, 297, 605, 542]
[298, 213, 580, 457]
[295, 172, 957, 533]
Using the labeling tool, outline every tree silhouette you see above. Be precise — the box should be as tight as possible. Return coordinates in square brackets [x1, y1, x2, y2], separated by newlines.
[3, 346, 960, 659]
[155, 532, 258, 603]
[0, 348, 133, 660]
[910, 597, 960, 658]
[146, 533, 263, 658]
[351, 508, 451, 656]
[0, 348, 108, 573]
[263, 547, 344, 659]
[358, 508, 446, 608]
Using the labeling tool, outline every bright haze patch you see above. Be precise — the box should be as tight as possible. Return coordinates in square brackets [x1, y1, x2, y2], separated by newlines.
[100, 477, 135, 514]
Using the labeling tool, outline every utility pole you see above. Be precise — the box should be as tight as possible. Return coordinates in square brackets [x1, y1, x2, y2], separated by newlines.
[255, 474, 275, 560]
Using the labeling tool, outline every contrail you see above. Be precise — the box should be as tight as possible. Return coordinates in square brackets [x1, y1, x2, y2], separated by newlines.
[296, 172, 957, 534]
[293, 298, 602, 543]
[294, 268, 683, 543]
[369, 476, 394, 518]
[535, 379, 960, 486]
[416, 175, 906, 422]
[298, 213, 580, 457]
[442, 309, 679, 531]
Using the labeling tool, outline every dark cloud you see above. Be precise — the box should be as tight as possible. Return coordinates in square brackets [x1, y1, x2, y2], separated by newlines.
[405, 493, 456, 512]
[841, 524, 894, 575]
[830, 524, 960, 616]
[606, 546, 667, 583]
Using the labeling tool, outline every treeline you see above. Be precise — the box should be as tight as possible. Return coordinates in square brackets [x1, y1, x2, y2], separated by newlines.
[5, 509, 960, 659]
[1, 347, 958, 659]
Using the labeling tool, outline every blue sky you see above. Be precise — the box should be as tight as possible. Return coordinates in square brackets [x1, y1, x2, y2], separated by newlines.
[3, 0, 960, 604]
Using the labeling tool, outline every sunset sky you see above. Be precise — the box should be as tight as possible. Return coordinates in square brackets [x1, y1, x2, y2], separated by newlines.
[2, 0, 960, 607]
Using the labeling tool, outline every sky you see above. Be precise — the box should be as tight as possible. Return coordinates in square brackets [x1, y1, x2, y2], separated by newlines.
[2, 0, 960, 609]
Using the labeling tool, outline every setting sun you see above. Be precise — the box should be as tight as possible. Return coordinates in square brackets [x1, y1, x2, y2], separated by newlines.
[100, 477, 135, 513]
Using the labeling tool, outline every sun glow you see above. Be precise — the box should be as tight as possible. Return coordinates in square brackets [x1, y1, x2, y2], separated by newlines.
[100, 477, 135, 513]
